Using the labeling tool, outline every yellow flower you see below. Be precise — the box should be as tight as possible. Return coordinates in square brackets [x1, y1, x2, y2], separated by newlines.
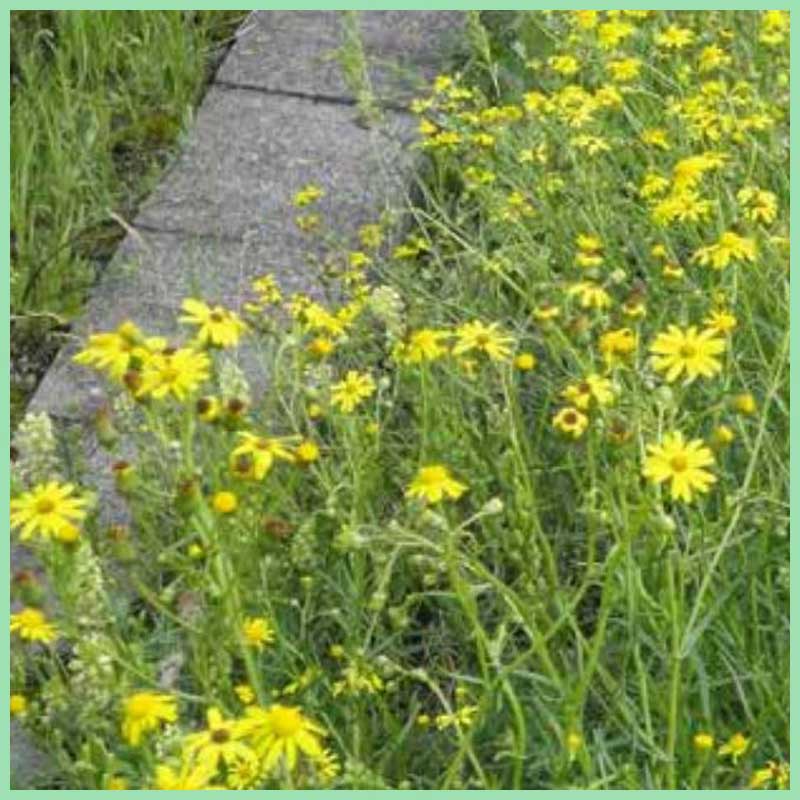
[562, 374, 614, 410]
[121, 691, 177, 746]
[73, 321, 166, 381]
[565, 731, 583, 757]
[235, 684, 256, 705]
[571, 10, 598, 29]
[435, 705, 478, 730]
[549, 54, 580, 76]
[293, 184, 324, 207]
[552, 407, 589, 438]
[732, 393, 757, 415]
[737, 186, 778, 225]
[395, 329, 451, 364]
[704, 309, 737, 334]
[642, 431, 716, 503]
[655, 25, 695, 49]
[236, 704, 326, 773]
[599, 327, 637, 366]
[10, 481, 87, 542]
[698, 45, 731, 73]
[105, 776, 129, 790]
[452, 320, 514, 362]
[651, 190, 713, 226]
[307, 337, 335, 359]
[718, 732, 750, 762]
[212, 491, 238, 514]
[10, 694, 28, 716]
[567, 281, 612, 310]
[750, 761, 790, 790]
[406, 465, 468, 504]
[649, 325, 726, 382]
[514, 352, 537, 371]
[641, 128, 670, 150]
[641, 173, 670, 198]
[662, 263, 685, 280]
[242, 617, 275, 650]
[597, 21, 634, 49]
[10, 607, 58, 644]
[692, 231, 757, 270]
[196, 395, 221, 423]
[533, 304, 561, 322]
[183, 707, 256, 769]
[230, 432, 297, 480]
[331, 371, 376, 413]
[693, 731, 715, 752]
[179, 299, 247, 348]
[137, 347, 210, 401]
[295, 440, 320, 464]
[226, 756, 265, 790]
[154, 761, 217, 790]
[711, 425, 735, 448]
[251, 274, 283, 305]
[607, 57, 641, 82]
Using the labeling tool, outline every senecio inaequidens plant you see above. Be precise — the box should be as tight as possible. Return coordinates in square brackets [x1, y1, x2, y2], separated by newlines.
[10, 10, 788, 790]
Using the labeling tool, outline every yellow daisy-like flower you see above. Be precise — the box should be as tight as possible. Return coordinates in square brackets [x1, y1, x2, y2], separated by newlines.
[405, 465, 468, 504]
[295, 440, 320, 464]
[121, 691, 177, 746]
[562, 374, 614, 410]
[212, 491, 238, 514]
[642, 431, 716, 503]
[73, 321, 166, 381]
[10, 481, 87, 542]
[533, 304, 561, 322]
[395, 329, 451, 364]
[749, 761, 790, 790]
[567, 281, 612, 310]
[242, 617, 275, 650]
[552, 407, 589, 438]
[235, 684, 257, 705]
[452, 320, 514, 361]
[183, 707, 256, 769]
[737, 186, 778, 225]
[514, 352, 537, 371]
[236, 704, 326, 773]
[718, 732, 750, 762]
[649, 325, 726, 383]
[179, 298, 247, 349]
[230, 432, 297, 480]
[293, 183, 325, 207]
[549, 54, 580, 76]
[655, 24, 695, 49]
[10, 694, 28, 716]
[154, 761, 218, 790]
[704, 309, 737, 334]
[692, 231, 757, 270]
[606, 57, 641, 82]
[599, 327, 637, 366]
[137, 347, 211, 401]
[10, 607, 58, 644]
[330, 371, 376, 414]
[693, 732, 715, 752]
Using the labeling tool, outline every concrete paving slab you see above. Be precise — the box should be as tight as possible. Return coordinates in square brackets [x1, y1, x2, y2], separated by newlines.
[135, 86, 416, 237]
[216, 11, 465, 103]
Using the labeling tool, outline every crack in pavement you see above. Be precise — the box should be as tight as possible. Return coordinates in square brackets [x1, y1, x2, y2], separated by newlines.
[213, 78, 411, 114]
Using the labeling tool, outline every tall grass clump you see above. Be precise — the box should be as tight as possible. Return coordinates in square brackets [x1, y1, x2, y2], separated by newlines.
[10, 10, 242, 423]
[10, 10, 789, 790]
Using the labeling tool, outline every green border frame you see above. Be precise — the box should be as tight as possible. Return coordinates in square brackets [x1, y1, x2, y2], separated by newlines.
[2, 2, 794, 796]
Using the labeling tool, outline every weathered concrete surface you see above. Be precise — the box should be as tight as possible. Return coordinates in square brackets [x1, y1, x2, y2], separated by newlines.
[216, 11, 465, 102]
[16, 10, 464, 788]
